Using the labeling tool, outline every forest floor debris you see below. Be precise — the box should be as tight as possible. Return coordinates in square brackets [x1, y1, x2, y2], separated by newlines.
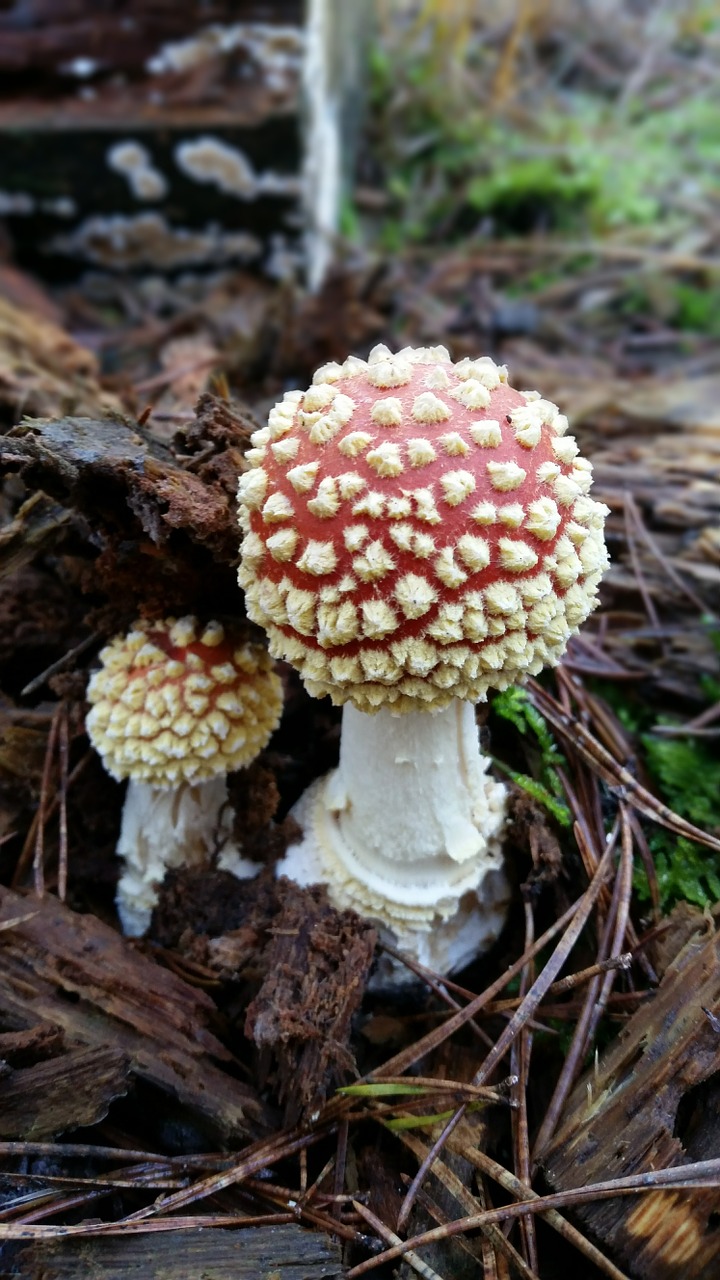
[2, 4, 720, 1276]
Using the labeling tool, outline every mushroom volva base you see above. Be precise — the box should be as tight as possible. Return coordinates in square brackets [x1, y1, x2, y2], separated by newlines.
[278, 701, 511, 980]
[116, 776, 260, 936]
[85, 617, 283, 936]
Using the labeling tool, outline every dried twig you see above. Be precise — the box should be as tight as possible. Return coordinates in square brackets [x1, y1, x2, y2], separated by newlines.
[32, 703, 61, 896]
[399, 1161, 540, 1280]
[395, 834, 617, 1231]
[117, 1128, 333, 1223]
[583, 804, 635, 1052]
[20, 632, 99, 698]
[511, 898, 537, 1273]
[380, 943, 495, 1049]
[366, 896, 585, 1085]
[353, 1199, 446, 1280]
[57, 706, 69, 902]
[348, 1137, 635, 1280]
[531, 807, 634, 1164]
[482, 954, 632, 1015]
[12, 749, 92, 889]
[348, 1156, 720, 1276]
[332, 1120, 348, 1223]
[528, 680, 720, 853]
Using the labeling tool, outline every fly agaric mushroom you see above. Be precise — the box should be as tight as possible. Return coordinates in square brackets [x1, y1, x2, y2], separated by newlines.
[237, 345, 609, 974]
[86, 616, 283, 936]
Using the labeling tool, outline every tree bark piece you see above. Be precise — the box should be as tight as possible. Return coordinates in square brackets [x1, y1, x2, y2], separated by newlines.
[0, 885, 265, 1141]
[542, 903, 720, 1280]
[244, 880, 376, 1125]
[0, 397, 256, 617]
[1, 406, 249, 562]
[10, 1224, 344, 1280]
[0, 1045, 130, 1139]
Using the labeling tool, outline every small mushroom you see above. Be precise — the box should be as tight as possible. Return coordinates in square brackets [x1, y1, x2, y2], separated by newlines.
[86, 616, 283, 935]
[238, 346, 609, 976]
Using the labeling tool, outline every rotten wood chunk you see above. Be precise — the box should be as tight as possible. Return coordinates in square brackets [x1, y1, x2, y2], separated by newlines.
[245, 879, 376, 1126]
[228, 759, 282, 847]
[0, 885, 266, 1142]
[152, 866, 281, 958]
[542, 902, 720, 1280]
[1, 396, 254, 563]
[0, 1045, 129, 1140]
[173, 392, 257, 516]
[0, 2, 302, 95]
[0, 1016, 65, 1068]
[10, 1224, 343, 1280]
[153, 870, 375, 1125]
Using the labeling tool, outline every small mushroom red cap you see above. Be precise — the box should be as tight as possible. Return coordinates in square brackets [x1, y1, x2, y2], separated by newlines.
[238, 346, 609, 712]
[87, 617, 283, 785]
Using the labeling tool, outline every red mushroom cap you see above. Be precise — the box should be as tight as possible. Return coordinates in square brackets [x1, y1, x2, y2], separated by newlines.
[238, 347, 609, 712]
[87, 617, 283, 784]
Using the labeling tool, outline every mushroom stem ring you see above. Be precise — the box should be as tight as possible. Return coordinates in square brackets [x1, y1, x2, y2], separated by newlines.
[281, 700, 509, 975]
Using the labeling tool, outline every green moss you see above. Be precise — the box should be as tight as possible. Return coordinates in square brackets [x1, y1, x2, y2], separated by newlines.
[643, 731, 720, 833]
[466, 155, 598, 232]
[591, 657, 720, 911]
[606, 695, 720, 910]
[641, 837, 720, 911]
[672, 283, 720, 335]
[620, 279, 720, 335]
[368, 29, 720, 248]
[634, 729, 720, 909]
[492, 686, 571, 827]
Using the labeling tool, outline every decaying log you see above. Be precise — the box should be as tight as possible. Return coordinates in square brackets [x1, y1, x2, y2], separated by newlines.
[9, 1224, 344, 1280]
[0, 1, 370, 288]
[0, 885, 265, 1142]
[542, 903, 720, 1280]
[0, 3, 304, 277]
[0, 395, 258, 618]
[0, 1018, 65, 1068]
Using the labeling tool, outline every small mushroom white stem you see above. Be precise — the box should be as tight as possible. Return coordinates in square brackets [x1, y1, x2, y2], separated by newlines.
[280, 701, 510, 976]
[116, 776, 259, 937]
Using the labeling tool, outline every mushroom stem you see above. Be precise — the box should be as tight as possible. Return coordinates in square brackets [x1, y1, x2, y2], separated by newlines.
[280, 701, 510, 976]
[116, 776, 259, 936]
